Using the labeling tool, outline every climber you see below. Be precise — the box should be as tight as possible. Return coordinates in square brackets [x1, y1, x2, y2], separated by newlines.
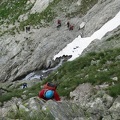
[57, 19, 61, 29]
[26, 26, 30, 33]
[67, 21, 70, 28]
[38, 82, 61, 101]
[22, 83, 27, 89]
[69, 25, 74, 30]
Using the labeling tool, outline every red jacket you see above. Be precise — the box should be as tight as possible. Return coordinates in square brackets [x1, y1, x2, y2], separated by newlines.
[38, 89, 61, 101]
[57, 20, 61, 25]
[69, 25, 74, 30]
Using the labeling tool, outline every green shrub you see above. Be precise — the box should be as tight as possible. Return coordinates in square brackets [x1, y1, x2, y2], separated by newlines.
[1, 47, 120, 103]
[0, 89, 23, 103]
[108, 83, 120, 97]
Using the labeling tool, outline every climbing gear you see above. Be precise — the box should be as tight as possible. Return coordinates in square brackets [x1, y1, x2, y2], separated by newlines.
[44, 82, 57, 90]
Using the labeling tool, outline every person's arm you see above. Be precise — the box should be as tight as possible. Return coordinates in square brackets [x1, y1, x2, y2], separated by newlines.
[54, 91, 61, 101]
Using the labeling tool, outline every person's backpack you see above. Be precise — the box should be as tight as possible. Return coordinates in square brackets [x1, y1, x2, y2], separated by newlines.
[44, 82, 57, 90]
[44, 90, 54, 99]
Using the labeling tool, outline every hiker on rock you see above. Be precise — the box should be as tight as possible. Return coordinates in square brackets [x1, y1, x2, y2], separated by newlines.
[57, 19, 61, 29]
[69, 25, 74, 30]
[38, 82, 61, 101]
[22, 83, 27, 89]
[67, 21, 70, 28]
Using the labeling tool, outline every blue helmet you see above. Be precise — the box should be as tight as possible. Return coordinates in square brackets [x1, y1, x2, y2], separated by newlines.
[45, 90, 54, 99]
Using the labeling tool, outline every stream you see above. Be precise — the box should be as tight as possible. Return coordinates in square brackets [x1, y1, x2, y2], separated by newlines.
[23, 59, 64, 81]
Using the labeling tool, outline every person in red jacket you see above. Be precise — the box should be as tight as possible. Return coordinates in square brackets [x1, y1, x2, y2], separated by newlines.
[57, 19, 61, 29]
[38, 82, 61, 101]
[69, 25, 74, 30]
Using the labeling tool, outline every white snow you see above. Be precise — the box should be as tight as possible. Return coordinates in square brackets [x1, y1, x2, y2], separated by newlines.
[54, 11, 120, 61]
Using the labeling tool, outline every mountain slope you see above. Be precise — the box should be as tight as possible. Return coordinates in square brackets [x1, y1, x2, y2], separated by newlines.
[0, 0, 120, 119]
[0, 0, 120, 83]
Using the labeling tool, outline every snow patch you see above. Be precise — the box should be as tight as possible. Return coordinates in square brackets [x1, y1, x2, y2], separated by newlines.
[54, 11, 120, 61]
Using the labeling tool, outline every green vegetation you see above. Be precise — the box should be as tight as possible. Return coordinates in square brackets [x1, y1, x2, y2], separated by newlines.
[44, 48, 120, 97]
[0, 0, 120, 102]
[19, 0, 61, 30]
[0, 89, 23, 103]
[0, 0, 33, 25]
[8, 104, 54, 120]
[106, 33, 120, 41]
[108, 83, 120, 97]
[1, 47, 120, 103]
[0, 0, 98, 34]
[0, 0, 61, 34]
[0, 0, 61, 27]
[0, 82, 41, 103]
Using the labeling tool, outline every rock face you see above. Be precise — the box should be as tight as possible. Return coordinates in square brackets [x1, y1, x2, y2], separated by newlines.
[0, 0, 120, 83]
[30, 0, 54, 14]
[82, 26, 120, 56]
[1, 83, 120, 120]
[0, 27, 77, 82]
[82, 0, 120, 37]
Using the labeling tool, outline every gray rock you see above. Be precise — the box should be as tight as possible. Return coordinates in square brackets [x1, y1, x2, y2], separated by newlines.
[82, 26, 120, 56]
[102, 115, 112, 120]
[109, 96, 120, 120]
[45, 100, 85, 120]
[70, 83, 94, 104]
[1, 94, 120, 120]
[0, 0, 120, 83]
[111, 77, 118, 81]
[115, 55, 120, 60]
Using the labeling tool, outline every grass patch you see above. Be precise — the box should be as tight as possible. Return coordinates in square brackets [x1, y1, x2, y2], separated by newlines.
[44, 48, 120, 97]
[8, 105, 54, 120]
[0, 0, 33, 25]
[0, 89, 23, 103]
[0, 0, 61, 33]
[108, 83, 120, 97]
[1, 48, 120, 103]
[106, 33, 120, 41]
[19, 0, 61, 30]
[0, 82, 41, 103]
